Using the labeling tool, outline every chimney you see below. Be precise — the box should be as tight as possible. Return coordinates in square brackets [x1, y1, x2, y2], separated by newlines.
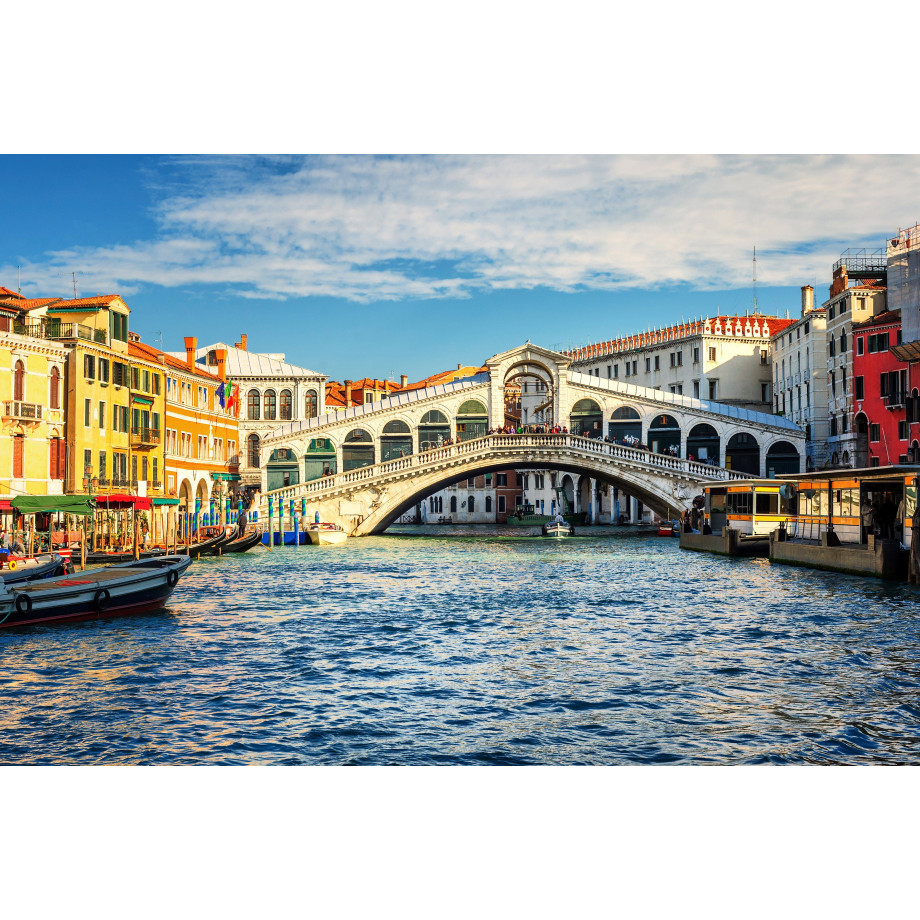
[215, 348, 227, 380]
[344, 379, 353, 406]
[184, 336, 197, 369]
[234, 333, 248, 351]
[457, 363, 462, 370]
[801, 285, 814, 316]
[400, 374, 408, 388]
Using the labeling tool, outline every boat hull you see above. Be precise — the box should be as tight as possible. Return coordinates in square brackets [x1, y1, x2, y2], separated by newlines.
[307, 528, 348, 546]
[542, 522, 575, 538]
[0, 555, 193, 629]
[1, 554, 68, 584]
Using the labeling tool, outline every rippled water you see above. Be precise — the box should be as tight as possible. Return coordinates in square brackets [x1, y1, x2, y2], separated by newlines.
[1, 526, 919, 764]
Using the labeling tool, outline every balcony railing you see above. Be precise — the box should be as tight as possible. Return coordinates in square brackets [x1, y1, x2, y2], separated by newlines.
[3, 400, 43, 420]
[12, 320, 108, 346]
[131, 426, 161, 445]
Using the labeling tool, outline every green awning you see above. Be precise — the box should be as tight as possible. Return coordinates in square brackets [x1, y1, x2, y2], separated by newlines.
[152, 497, 180, 505]
[210, 473, 241, 481]
[12, 495, 96, 517]
[132, 395, 153, 405]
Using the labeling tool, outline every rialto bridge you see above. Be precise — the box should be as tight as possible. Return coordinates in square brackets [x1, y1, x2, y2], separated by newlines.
[256, 343, 804, 535]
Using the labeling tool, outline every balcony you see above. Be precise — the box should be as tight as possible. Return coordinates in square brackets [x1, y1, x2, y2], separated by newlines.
[884, 393, 905, 410]
[3, 400, 43, 421]
[12, 320, 108, 346]
[131, 426, 161, 447]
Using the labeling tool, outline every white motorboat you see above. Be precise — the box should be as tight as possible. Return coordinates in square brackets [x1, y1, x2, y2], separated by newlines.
[541, 521, 574, 538]
[307, 523, 348, 546]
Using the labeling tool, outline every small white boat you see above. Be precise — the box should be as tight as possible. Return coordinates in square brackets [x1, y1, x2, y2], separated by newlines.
[541, 521, 574, 538]
[307, 523, 348, 546]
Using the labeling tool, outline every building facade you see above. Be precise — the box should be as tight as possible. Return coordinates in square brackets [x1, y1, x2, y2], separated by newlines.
[0, 296, 69, 500]
[567, 314, 793, 412]
[180, 335, 327, 493]
[823, 255, 888, 468]
[770, 286, 829, 470]
[852, 310, 909, 467]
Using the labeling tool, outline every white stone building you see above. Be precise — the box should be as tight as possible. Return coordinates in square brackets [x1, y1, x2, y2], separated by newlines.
[822, 256, 888, 468]
[174, 334, 327, 491]
[770, 286, 830, 470]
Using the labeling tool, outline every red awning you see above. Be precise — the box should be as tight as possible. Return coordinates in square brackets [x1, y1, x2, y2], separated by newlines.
[94, 494, 152, 510]
[0, 500, 12, 511]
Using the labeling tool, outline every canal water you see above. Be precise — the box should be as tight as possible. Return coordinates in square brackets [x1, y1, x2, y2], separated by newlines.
[1, 527, 919, 764]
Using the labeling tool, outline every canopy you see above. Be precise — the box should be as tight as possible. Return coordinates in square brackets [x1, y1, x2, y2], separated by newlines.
[95, 494, 152, 510]
[12, 495, 96, 517]
[152, 497, 180, 505]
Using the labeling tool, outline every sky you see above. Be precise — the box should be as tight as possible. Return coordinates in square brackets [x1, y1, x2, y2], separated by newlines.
[1, 154, 916, 383]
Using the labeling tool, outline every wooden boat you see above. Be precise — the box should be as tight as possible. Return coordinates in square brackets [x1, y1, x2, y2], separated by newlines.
[0, 555, 193, 629]
[541, 520, 575, 538]
[1, 553, 70, 584]
[307, 523, 348, 546]
[220, 526, 263, 554]
[657, 521, 678, 537]
[180, 529, 228, 559]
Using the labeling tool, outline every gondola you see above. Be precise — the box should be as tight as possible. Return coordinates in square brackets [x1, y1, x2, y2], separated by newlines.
[179, 529, 227, 559]
[82, 547, 167, 566]
[0, 555, 193, 629]
[219, 526, 263, 554]
[1, 553, 70, 584]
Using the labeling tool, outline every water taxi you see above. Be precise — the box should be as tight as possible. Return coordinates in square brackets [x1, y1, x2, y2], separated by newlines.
[541, 520, 574, 537]
[307, 523, 348, 546]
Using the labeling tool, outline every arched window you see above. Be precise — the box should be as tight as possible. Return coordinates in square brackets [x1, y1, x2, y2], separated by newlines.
[381, 419, 413, 462]
[305, 388, 318, 418]
[247, 433, 261, 468]
[468, 495, 475, 513]
[280, 389, 293, 421]
[450, 495, 457, 513]
[570, 398, 603, 438]
[247, 389, 261, 420]
[49, 436, 65, 480]
[342, 428, 374, 470]
[49, 366, 60, 409]
[485, 495, 492, 513]
[264, 390, 277, 420]
[13, 360, 24, 402]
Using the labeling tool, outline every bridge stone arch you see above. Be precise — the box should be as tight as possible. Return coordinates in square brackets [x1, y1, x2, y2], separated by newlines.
[487, 344, 570, 429]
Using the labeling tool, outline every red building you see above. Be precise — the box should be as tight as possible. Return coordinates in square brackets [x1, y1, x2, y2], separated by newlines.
[852, 310, 911, 467]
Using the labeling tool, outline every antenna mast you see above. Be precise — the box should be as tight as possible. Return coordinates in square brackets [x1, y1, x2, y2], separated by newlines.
[17, 264, 21, 295]
[752, 246, 758, 313]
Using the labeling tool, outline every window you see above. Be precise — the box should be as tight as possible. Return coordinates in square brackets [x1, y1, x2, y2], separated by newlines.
[84, 354, 95, 380]
[829, 338, 835, 357]
[153, 457, 158, 485]
[839, 330, 847, 353]
[613, 365, 619, 378]
[264, 390, 276, 420]
[496, 473, 507, 486]
[98, 358, 109, 384]
[280, 389, 293, 420]
[761, 383, 770, 402]
[694, 381, 700, 398]
[84, 398, 91, 427]
[113, 362, 127, 387]
[132, 454, 138, 483]
[830, 415, 838, 436]
[607, 365, 612, 378]
[450, 496, 457, 513]
[98, 401, 105, 430]
[49, 438, 65, 480]
[645, 358, 651, 372]
[305, 389, 318, 418]
[693, 347, 700, 364]
[247, 433, 260, 468]
[485, 495, 492, 512]
[247, 389, 261, 420]
[625, 363, 631, 377]
[50, 366, 60, 409]
[468, 496, 475, 513]
[899, 420, 908, 441]
[670, 353, 676, 367]
[83, 448, 92, 479]
[708, 347, 716, 362]
[12, 434, 24, 479]
[856, 336, 864, 356]
[870, 423, 880, 442]
[708, 380, 717, 400]
[98, 450, 107, 482]
[498, 495, 506, 513]
[654, 356, 660, 371]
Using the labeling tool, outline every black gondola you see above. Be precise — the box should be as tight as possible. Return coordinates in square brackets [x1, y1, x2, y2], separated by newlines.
[219, 526, 263, 554]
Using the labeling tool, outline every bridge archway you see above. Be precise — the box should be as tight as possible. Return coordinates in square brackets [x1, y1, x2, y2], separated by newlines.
[570, 398, 603, 438]
[381, 419, 413, 462]
[687, 423, 720, 465]
[456, 400, 488, 441]
[343, 428, 374, 470]
[726, 432, 760, 475]
[609, 406, 642, 444]
[765, 440, 801, 476]
[648, 413, 681, 455]
[419, 409, 450, 450]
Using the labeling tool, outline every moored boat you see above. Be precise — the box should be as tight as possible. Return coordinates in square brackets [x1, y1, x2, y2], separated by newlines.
[0, 554, 193, 629]
[1, 553, 71, 584]
[541, 520, 574, 538]
[220, 526, 263, 554]
[307, 523, 348, 546]
[657, 521, 678, 537]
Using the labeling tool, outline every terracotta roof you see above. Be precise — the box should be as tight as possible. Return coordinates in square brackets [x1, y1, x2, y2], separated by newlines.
[0, 287, 23, 300]
[853, 309, 901, 329]
[49, 295, 125, 308]
[402, 366, 486, 390]
[5, 297, 62, 312]
[129, 340, 222, 381]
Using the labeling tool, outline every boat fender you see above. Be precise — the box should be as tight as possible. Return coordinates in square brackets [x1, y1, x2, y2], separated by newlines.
[14, 593, 32, 614]
[94, 588, 111, 611]
[8, 560, 17, 572]
[166, 569, 179, 588]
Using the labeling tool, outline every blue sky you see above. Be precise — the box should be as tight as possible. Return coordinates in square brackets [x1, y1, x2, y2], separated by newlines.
[1, 154, 916, 382]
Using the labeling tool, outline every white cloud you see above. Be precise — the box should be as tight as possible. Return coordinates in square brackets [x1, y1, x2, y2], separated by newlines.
[5, 155, 917, 302]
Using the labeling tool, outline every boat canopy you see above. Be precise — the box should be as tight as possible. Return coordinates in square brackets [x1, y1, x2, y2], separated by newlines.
[12, 495, 96, 517]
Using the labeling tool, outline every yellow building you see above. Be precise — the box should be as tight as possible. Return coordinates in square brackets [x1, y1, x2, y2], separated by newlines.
[127, 337, 166, 497]
[0, 295, 69, 500]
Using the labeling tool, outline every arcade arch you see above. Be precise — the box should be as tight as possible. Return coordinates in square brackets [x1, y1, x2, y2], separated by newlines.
[570, 399, 603, 438]
[419, 410, 450, 450]
[609, 406, 641, 444]
[726, 432, 760, 476]
[765, 440, 801, 476]
[687, 423, 720, 465]
[648, 414, 681, 455]
[381, 419, 413, 462]
[343, 428, 374, 470]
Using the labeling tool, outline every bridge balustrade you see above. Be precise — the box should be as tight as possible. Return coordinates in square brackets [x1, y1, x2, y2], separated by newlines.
[266, 432, 748, 505]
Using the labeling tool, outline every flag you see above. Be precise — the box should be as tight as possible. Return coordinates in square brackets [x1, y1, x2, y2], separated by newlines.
[224, 376, 234, 412]
[216, 381, 226, 408]
[232, 384, 241, 417]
